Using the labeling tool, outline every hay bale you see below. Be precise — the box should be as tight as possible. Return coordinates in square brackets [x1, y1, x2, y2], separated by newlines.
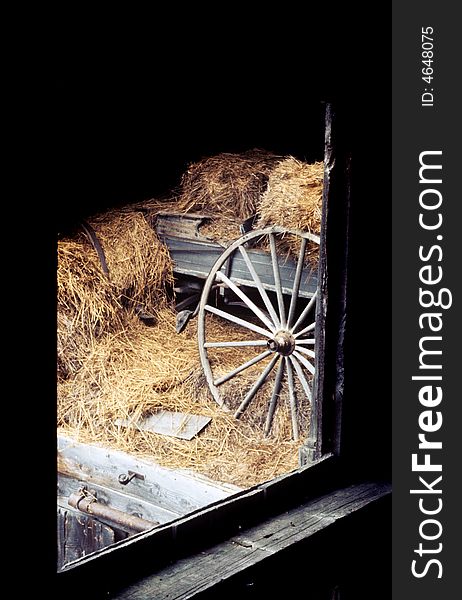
[255, 158, 324, 262]
[257, 158, 324, 233]
[57, 210, 174, 379]
[87, 210, 174, 310]
[177, 153, 323, 257]
[57, 236, 124, 379]
[178, 149, 282, 220]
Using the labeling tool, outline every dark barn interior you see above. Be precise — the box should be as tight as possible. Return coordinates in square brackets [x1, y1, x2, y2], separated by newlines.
[51, 31, 391, 598]
[54, 69, 326, 233]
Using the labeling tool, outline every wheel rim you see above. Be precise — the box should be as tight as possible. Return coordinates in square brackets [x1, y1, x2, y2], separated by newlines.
[198, 227, 319, 441]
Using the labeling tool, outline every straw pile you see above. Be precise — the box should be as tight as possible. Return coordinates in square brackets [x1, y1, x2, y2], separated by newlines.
[176, 154, 324, 259]
[87, 210, 173, 309]
[257, 158, 324, 234]
[58, 236, 122, 379]
[57, 210, 173, 379]
[58, 308, 307, 487]
[256, 158, 324, 262]
[134, 154, 324, 247]
[178, 149, 281, 220]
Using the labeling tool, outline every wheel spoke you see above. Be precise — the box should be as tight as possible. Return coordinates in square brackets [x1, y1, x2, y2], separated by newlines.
[204, 305, 273, 338]
[286, 237, 307, 329]
[295, 345, 315, 359]
[204, 340, 269, 348]
[289, 355, 312, 402]
[296, 339, 315, 345]
[216, 271, 276, 332]
[234, 355, 279, 418]
[292, 350, 315, 375]
[291, 289, 317, 334]
[293, 321, 316, 339]
[264, 357, 285, 436]
[269, 233, 286, 328]
[238, 245, 281, 329]
[214, 350, 272, 386]
[285, 357, 299, 441]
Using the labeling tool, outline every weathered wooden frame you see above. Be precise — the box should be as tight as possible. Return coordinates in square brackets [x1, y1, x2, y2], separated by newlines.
[301, 102, 351, 464]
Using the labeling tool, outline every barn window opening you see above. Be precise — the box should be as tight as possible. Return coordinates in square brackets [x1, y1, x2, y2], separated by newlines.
[57, 114, 330, 571]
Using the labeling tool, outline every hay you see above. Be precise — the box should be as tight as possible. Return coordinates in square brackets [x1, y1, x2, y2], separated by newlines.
[87, 210, 174, 308]
[197, 215, 243, 244]
[177, 149, 282, 220]
[255, 158, 323, 261]
[127, 155, 323, 251]
[257, 158, 324, 233]
[57, 210, 174, 379]
[57, 237, 124, 379]
[58, 308, 306, 487]
[175, 154, 323, 261]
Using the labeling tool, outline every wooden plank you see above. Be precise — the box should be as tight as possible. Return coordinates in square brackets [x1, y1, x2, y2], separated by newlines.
[56, 456, 336, 588]
[58, 474, 180, 526]
[64, 511, 86, 566]
[57, 508, 66, 570]
[57, 508, 115, 571]
[161, 235, 318, 298]
[155, 213, 211, 241]
[80, 514, 115, 558]
[232, 483, 388, 552]
[119, 543, 270, 600]
[113, 482, 390, 599]
[58, 436, 240, 516]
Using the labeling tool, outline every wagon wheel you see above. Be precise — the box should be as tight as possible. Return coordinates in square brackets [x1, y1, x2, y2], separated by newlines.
[198, 227, 320, 441]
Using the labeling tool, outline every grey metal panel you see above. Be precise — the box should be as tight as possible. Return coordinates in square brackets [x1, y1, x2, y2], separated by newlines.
[163, 235, 318, 298]
[115, 411, 212, 440]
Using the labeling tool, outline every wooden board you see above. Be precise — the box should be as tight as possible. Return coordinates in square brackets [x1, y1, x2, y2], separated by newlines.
[58, 474, 179, 527]
[158, 235, 318, 298]
[57, 508, 115, 571]
[112, 482, 391, 599]
[58, 435, 241, 517]
[155, 212, 212, 241]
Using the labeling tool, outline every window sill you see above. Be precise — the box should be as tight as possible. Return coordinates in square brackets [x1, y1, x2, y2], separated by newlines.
[57, 467, 391, 599]
[115, 481, 390, 599]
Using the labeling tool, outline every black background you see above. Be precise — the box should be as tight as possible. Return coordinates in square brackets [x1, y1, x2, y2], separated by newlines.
[52, 57, 326, 232]
[50, 16, 385, 231]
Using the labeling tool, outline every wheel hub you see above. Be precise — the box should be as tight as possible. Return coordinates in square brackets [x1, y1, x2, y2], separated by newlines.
[267, 331, 295, 356]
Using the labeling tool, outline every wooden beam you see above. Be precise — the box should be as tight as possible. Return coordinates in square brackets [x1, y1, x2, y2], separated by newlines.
[301, 102, 352, 464]
[58, 435, 240, 516]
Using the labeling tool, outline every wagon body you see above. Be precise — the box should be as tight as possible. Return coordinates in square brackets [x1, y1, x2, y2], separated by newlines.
[155, 213, 318, 299]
